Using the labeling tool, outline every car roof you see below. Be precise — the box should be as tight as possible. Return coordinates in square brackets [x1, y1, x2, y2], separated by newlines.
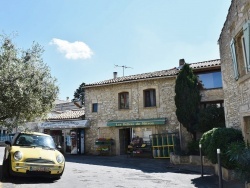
[19, 132, 50, 137]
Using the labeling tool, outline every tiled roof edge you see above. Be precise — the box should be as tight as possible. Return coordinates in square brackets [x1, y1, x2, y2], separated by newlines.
[85, 59, 220, 87]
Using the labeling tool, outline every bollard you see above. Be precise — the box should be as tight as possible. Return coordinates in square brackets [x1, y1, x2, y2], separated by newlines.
[199, 144, 203, 177]
[217, 149, 223, 188]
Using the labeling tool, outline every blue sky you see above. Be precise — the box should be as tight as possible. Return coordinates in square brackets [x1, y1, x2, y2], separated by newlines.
[1, 0, 231, 101]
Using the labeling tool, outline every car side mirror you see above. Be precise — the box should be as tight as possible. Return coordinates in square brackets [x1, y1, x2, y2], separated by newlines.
[5, 141, 11, 146]
[57, 145, 62, 150]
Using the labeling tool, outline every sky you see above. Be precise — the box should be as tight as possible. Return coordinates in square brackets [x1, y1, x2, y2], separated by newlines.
[0, 0, 231, 101]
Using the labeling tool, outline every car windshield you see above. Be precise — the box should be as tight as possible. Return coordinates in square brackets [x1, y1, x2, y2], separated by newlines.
[14, 133, 56, 149]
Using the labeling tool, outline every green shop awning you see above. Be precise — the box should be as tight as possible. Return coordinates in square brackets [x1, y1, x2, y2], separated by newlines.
[107, 118, 166, 127]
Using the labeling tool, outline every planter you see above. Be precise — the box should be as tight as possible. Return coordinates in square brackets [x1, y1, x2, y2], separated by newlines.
[214, 164, 238, 181]
[246, 182, 250, 188]
[170, 154, 213, 166]
[170, 153, 189, 164]
[189, 155, 200, 165]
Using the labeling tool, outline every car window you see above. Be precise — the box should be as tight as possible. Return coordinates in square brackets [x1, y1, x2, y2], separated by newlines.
[14, 134, 56, 149]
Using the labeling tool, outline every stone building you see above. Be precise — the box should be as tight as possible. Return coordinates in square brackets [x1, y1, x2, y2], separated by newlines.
[218, 0, 250, 142]
[84, 59, 223, 156]
[38, 100, 89, 155]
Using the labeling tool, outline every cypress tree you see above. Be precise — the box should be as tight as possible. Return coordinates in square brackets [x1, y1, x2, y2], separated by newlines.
[174, 63, 201, 141]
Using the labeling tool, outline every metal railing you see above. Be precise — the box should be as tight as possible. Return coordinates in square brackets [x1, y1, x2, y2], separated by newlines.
[0, 134, 13, 142]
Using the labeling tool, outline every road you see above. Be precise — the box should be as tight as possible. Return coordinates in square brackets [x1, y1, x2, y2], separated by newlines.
[0, 146, 244, 188]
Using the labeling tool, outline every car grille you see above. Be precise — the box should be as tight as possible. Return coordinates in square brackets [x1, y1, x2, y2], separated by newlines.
[25, 158, 55, 164]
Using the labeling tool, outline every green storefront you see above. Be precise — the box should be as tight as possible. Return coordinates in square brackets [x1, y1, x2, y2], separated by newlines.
[104, 118, 177, 157]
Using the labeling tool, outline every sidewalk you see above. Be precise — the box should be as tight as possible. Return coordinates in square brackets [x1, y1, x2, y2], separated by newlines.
[64, 154, 245, 188]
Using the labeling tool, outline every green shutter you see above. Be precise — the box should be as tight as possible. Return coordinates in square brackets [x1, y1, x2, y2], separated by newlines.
[230, 39, 239, 80]
[243, 21, 250, 72]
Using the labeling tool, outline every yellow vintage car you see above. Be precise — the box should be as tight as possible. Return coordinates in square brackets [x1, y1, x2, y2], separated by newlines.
[2, 132, 65, 180]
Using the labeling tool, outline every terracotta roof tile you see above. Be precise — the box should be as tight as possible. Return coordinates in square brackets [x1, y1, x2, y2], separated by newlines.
[48, 109, 85, 120]
[85, 59, 220, 87]
[189, 59, 220, 69]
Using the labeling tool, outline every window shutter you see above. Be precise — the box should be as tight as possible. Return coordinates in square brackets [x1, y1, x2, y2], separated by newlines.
[230, 39, 239, 80]
[243, 21, 250, 71]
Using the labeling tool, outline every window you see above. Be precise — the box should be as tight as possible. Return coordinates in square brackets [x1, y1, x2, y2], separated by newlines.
[230, 21, 250, 80]
[119, 92, 129, 109]
[144, 89, 156, 107]
[197, 71, 222, 89]
[200, 101, 224, 109]
[92, 103, 98, 112]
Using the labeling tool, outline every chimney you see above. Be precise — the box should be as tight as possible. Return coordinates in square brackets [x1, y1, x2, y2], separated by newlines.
[179, 59, 185, 66]
[113, 72, 117, 79]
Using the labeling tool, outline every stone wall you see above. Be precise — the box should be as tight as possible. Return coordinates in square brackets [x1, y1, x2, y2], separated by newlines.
[84, 76, 224, 155]
[200, 89, 224, 102]
[218, 0, 250, 139]
[85, 77, 181, 154]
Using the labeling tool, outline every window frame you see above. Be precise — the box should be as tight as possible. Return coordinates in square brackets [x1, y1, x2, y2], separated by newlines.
[92, 103, 98, 113]
[243, 21, 250, 72]
[144, 89, 156, 107]
[230, 21, 250, 80]
[119, 92, 129, 109]
[230, 38, 240, 80]
[241, 35, 248, 74]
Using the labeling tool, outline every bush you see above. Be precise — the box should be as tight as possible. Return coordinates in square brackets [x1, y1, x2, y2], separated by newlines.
[200, 127, 244, 169]
[197, 105, 225, 133]
[227, 142, 250, 182]
[187, 140, 200, 155]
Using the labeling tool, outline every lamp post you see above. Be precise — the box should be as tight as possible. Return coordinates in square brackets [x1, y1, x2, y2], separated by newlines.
[217, 149, 223, 188]
[199, 144, 203, 177]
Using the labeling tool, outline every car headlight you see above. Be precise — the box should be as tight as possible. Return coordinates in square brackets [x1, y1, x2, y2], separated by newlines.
[56, 154, 64, 164]
[13, 151, 23, 161]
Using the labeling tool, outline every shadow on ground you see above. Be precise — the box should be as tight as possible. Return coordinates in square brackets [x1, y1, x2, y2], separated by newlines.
[0, 164, 57, 184]
[65, 154, 245, 188]
[65, 154, 209, 174]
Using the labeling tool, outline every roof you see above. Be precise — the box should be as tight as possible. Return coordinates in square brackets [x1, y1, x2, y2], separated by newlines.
[85, 59, 220, 87]
[189, 59, 220, 70]
[54, 99, 71, 104]
[48, 109, 85, 120]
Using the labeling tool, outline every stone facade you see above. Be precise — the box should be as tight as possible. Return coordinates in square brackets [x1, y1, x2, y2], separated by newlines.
[218, 0, 250, 142]
[84, 60, 223, 155]
[84, 77, 182, 155]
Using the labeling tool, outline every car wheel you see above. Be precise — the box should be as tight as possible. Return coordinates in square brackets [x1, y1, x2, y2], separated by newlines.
[2, 156, 10, 180]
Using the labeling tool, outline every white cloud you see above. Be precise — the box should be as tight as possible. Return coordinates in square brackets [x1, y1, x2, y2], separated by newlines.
[50, 38, 94, 60]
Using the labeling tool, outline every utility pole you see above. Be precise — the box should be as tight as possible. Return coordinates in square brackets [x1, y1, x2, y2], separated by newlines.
[114, 65, 133, 76]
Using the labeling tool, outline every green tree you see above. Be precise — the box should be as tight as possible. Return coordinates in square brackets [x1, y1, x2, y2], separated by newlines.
[73, 82, 85, 105]
[197, 104, 225, 133]
[0, 36, 59, 130]
[174, 63, 201, 140]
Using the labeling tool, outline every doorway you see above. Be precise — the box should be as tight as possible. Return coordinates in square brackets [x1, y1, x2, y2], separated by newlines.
[119, 128, 131, 155]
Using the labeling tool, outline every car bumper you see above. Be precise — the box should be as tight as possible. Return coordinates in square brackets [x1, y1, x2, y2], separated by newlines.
[10, 161, 64, 178]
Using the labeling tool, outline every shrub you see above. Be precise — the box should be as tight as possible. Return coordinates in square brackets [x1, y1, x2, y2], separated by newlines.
[200, 127, 244, 169]
[197, 105, 225, 133]
[227, 142, 250, 182]
[187, 140, 200, 155]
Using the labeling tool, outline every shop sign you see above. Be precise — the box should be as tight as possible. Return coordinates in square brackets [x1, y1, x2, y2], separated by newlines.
[39, 120, 90, 129]
[107, 118, 166, 127]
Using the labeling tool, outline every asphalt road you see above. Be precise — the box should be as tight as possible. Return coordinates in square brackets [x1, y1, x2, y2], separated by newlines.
[0, 146, 245, 188]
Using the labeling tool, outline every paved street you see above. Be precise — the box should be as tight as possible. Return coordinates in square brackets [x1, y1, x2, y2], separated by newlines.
[0, 146, 245, 188]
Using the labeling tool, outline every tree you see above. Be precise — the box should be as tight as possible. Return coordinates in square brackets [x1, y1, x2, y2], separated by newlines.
[73, 82, 85, 105]
[197, 104, 225, 133]
[0, 36, 59, 130]
[174, 63, 201, 140]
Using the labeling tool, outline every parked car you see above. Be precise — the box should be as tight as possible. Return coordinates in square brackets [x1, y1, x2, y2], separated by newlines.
[2, 132, 65, 180]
